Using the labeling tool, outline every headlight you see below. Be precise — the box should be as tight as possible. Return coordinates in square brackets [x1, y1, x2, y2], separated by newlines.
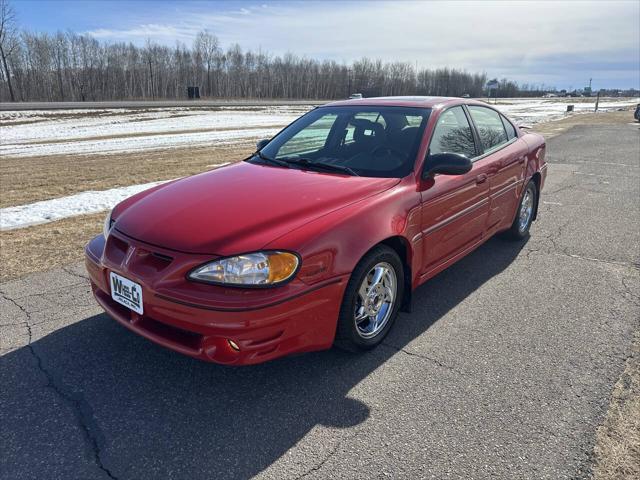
[188, 251, 299, 287]
[103, 210, 114, 239]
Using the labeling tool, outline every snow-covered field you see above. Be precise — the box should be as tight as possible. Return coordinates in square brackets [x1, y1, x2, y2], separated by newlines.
[492, 98, 638, 125]
[0, 106, 306, 158]
[1, 98, 637, 231]
[2, 99, 637, 159]
[1, 126, 285, 158]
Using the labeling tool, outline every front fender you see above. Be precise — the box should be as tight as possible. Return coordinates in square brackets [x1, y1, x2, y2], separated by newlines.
[263, 180, 422, 288]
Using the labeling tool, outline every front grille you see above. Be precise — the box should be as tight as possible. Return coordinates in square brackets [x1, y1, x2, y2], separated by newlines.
[97, 288, 203, 352]
[136, 317, 203, 352]
[106, 235, 129, 265]
[105, 233, 173, 274]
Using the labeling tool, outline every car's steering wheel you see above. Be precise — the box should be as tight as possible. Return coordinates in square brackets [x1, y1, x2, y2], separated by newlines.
[371, 145, 407, 165]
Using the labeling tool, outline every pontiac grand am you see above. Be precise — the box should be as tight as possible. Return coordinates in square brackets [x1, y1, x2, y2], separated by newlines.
[85, 96, 547, 365]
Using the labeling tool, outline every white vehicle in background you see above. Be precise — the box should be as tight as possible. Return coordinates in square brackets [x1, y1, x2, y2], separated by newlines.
[348, 93, 363, 99]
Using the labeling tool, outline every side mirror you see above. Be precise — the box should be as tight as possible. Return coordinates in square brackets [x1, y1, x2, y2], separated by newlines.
[422, 152, 472, 178]
[256, 139, 270, 151]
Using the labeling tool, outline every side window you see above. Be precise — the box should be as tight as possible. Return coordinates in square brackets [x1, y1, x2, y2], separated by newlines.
[501, 115, 517, 140]
[429, 106, 476, 159]
[468, 106, 508, 151]
[276, 113, 337, 157]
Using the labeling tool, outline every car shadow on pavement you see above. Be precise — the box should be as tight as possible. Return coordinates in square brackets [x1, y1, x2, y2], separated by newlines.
[1, 236, 528, 479]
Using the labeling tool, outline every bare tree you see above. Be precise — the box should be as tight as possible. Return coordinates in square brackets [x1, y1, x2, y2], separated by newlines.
[194, 30, 219, 97]
[0, 0, 18, 101]
[0, 25, 568, 102]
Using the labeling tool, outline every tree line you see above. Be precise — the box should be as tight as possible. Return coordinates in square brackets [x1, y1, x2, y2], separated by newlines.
[0, 1, 554, 103]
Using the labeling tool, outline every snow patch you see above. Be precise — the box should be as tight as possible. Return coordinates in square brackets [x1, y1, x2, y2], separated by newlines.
[0, 181, 170, 230]
[0, 162, 233, 230]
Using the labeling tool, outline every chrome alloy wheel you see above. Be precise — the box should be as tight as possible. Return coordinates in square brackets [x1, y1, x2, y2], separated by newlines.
[354, 262, 397, 339]
[518, 185, 535, 233]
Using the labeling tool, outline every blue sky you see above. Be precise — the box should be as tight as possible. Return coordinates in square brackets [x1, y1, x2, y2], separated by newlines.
[13, 0, 640, 90]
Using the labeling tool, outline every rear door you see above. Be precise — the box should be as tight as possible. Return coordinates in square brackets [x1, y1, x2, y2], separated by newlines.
[466, 106, 529, 234]
[419, 106, 492, 277]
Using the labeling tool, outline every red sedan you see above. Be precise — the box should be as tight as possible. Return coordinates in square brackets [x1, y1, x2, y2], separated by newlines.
[85, 97, 547, 365]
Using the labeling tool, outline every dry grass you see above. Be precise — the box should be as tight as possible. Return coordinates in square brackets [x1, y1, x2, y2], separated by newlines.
[0, 140, 253, 280]
[593, 333, 640, 479]
[0, 144, 253, 208]
[530, 109, 636, 139]
[0, 212, 103, 281]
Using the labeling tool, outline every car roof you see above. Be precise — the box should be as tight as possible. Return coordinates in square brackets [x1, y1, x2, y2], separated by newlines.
[324, 96, 490, 110]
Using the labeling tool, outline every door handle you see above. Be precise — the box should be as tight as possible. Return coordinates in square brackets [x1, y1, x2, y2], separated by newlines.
[475, 174, 488, 184]
[517, 156, 526, 164]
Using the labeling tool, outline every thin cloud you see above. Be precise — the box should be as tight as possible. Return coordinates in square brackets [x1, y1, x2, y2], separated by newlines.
[82, 0, 639, 88]
[86, 23, 194, 41]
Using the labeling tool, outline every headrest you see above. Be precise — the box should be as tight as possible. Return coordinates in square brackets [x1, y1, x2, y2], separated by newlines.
[351, 118, 385, 143]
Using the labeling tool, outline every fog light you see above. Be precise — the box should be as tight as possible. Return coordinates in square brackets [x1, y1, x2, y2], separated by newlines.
[227, 339, 240, 351]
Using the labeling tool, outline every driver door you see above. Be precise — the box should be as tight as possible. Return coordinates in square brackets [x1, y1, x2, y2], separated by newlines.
[419, 106, 491, 279]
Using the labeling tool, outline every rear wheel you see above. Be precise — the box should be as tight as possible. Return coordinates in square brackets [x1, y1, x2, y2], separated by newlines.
[504, 180, 537, 240]
[334, 246, 404, 351]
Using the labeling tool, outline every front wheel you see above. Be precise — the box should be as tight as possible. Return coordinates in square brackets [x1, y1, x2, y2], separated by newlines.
[334, 245, 404, 352]
[504, 180, 537, 240]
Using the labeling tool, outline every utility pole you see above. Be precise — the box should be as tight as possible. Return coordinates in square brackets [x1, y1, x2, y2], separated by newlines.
[148, 57, 154, 100]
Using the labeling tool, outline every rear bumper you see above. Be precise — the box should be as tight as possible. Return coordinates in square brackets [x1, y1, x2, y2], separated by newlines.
[85, 234, 347, 365]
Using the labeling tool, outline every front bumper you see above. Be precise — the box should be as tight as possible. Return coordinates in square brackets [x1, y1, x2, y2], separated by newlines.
[85, 232, 347, 365]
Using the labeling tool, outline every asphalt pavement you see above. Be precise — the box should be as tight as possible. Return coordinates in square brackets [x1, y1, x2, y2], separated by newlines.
[1, 121, 639, 479]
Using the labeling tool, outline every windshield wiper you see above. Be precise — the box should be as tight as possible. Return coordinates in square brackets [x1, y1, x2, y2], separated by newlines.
[255, 151, 290, 168]
[280, 157, 359, 176]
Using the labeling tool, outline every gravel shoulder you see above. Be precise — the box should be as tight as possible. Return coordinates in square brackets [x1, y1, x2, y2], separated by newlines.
[0, 115, 638, 478]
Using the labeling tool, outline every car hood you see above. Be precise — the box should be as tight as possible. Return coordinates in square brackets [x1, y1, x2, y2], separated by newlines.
[115, 162, 400, 255]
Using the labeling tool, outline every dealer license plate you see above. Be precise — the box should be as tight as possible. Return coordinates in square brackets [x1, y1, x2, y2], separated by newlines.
[109, 272, 144, 315]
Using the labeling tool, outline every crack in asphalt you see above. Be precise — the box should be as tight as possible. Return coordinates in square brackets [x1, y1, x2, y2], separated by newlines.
[294, 430, 362, 480]
[381, 342, 469, 377]
[557, 253, 640, 270]
[62, 266, 91, 282]
[545, 182, 579, 196]
[524, 243, 640, 270]
[14, 281, 89, 300]
[621, 276, 640, 307]
[0, 290, 118, 480]
[545, 218, 570, 256]
[0, 321, 31, 327]
[526, 212, 640, 271]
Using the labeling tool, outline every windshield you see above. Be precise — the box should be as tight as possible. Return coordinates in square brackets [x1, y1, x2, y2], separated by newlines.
[251, 106, 431, 178]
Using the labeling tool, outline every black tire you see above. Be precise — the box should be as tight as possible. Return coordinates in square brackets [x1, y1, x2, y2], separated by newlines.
[504, 180, 537, 240]
[334, 245, 404, 352]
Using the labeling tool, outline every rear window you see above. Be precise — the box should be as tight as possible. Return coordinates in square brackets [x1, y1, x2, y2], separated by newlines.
[501, 115, 518, 140]
[468, 106, 509, 151]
